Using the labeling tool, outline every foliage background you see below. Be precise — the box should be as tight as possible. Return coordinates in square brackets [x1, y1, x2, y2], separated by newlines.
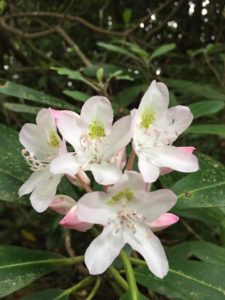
[0, 1, 225, 299]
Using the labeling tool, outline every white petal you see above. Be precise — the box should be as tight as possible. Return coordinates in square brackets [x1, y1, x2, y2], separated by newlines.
[50, 153, 83, 176]
[36, 108, 56, 132]
[103, 116, 131, 159]
[81, 96, 113, 135]
[125, 224, 168, 278]
[30, 173, 62, 213]
[91, 162, 122, 185]
[57, 111, 85, 151]
[138, 157, 160, 183]
[130, 189, 177, 222]
[108, 170, 145, 194]
[76, 191, 117, 225]
[85, 223, 125, 275]
[138, 80, 169, 119]
[150, 146, 199, 173]
[155, 105, 193, 144]
[19, 170, 45, 197]
[19, 124, 52, 160]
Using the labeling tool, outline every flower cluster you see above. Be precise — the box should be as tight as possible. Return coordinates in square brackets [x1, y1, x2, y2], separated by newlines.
[19, 80, 199, 278]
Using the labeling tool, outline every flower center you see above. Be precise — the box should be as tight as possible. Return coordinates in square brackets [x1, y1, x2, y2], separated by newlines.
[140, 107, 155, 129]
[106, 188, 134, 206]
[88, 120, 105, 139]
[48, 131, 60, 148]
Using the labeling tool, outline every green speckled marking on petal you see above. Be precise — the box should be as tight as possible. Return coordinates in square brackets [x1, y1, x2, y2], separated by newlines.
[89, 120, 105, 139]
[48, 131, 60, 148]
[140, 107, 155, 129]
[106, 188, 134, 205]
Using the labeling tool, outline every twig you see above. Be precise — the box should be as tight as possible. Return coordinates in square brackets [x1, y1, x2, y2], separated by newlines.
[76, 173, 93, 193]
[56, 26, 92, 67]
[126, 149, 136, 171]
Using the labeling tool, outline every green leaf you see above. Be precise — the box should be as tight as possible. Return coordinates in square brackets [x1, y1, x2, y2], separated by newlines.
[135, 260, 225, 300]
[115, 84, 147, 108]
[0, 124, 29, 204]
[187, 124, 225, 138]
[167, 241, 225, 267]
[22, 289, 68, 300]
[0, 81, 74, 109]
[0, 245, 64, 298]
[189, 100, 224, 119]
[172, 154, 225, 209]
[3, 103, 41, 114]
[150, 43, 176, 60]
[166, 79, 225, 101]
[97, 42, 137, 59]
[120, 291, 148, 300]
[63, 90, 90, 102]
[83, 63, 120, 77]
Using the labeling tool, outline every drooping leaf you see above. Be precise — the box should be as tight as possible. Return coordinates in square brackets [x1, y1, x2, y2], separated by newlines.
[172, 154, 225, 209]
[0, 245, 64, 298]
[166, 79, 225, 101]
[189, 100, 225, 119]
[0, 81, 74, 110]
[150, 43, 176, 60]
[4, 103, 41, 115]
[63, 90, 90, 102]
[187, 124, 225, 138]
[135, 260, 225, 300]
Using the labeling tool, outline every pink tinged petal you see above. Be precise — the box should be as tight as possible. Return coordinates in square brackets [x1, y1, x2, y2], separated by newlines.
[50, 109, 71, 120]
[36, 108, 56, 132]
[81, 96, 113, 135]
[103, 116, 131, 160]
[138, 157, 160, 183]
[131, 189, 177, 223]
[50, 195, 76, 215]
[108, 170, 145, 194]
[85, 223, 125, 275]
[57, 111, 85, 151]
[19, 124, 52, 161]
[150, 213, 179, 232]
[76, 191, 117, 225]
[124, 224, 169, 278]
[160, 147, 196, 175]
[59, 206, 93, 232]
[139, 80, 169, 118]
[91, 162, 122, 185]
[30, 172, 62, 213]
[150, 146, 199, 173]
[50, 153, 82, 176]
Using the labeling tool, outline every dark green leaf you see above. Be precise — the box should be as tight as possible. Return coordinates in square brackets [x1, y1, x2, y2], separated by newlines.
[97, 42, 137, 59]
[4, 103, 41, 115]
[0, 81, 74, 109]
[172, 154, 225, 209]
[0, 245, 63, 298]
[22, 289, 68, 300]
[187, 124, 225, 138]
[189, 101, 224, 119]
[120, 291, 148, 300]
[150, 43, 176, 60]
[63, 90, 90, 102]
[135, 260, 225, 300]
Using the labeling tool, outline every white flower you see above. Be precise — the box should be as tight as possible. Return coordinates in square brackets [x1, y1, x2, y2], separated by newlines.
[76, 171, 177, 278]
[132, 80, 199, 182]
[19, 109, 63, 212]
[50, 96, 131, 185]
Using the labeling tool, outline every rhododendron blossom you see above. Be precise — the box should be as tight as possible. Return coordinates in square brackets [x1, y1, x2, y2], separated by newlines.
[76, 171, 177, 278]
[50, 96, 131, 184]
[131, 80, 199, 182]
[19, 109, 64, 212]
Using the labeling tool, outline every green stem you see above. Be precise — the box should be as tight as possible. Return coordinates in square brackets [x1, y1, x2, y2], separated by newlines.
[53, 255, 84, 266]
[129, 257, 146, 267]
[55, 276, 95, 300]
[86, 276, 102, 300]
[108, 265, 129, 291]
[120, 251, 139, 300]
